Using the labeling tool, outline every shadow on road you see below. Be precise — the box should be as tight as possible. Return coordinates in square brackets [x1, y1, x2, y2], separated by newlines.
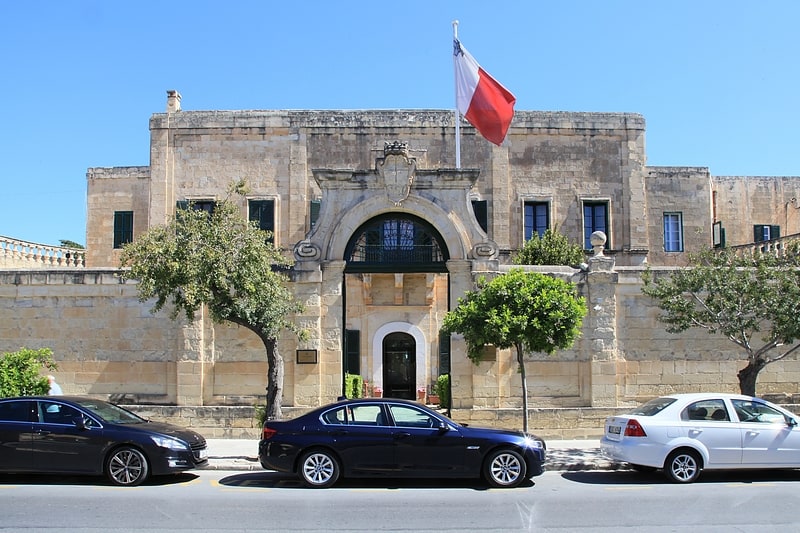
[218, 471, 536, 490]
[0, 472, 199, 487]
[562, 469, 800, 485]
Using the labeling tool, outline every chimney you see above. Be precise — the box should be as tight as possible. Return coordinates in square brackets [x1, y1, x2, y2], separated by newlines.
[166, 90, 181, 113]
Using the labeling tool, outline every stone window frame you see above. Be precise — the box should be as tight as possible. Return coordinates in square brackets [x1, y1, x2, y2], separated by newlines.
[113, 211, 134, 249]
[520, 196, 552, 242]
[247, 195, 280, 247]
[580, 197, 611, 250]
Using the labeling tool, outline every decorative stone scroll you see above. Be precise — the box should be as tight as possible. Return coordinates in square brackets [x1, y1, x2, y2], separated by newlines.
[470, 241, 499, 259]
[293, 240, 321, 262]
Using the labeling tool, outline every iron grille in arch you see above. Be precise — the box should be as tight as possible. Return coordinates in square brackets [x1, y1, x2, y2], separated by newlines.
[345, 215, 448, 272]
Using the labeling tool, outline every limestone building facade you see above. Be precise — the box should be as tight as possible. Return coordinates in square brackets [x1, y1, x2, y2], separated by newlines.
[3, 90, 800, 433]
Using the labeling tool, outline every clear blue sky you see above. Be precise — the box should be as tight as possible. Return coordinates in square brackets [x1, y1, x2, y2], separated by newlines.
[2, 1, 798, 246]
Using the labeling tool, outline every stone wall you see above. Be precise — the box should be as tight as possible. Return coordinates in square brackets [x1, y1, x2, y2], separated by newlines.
[3, 265, 800, 437]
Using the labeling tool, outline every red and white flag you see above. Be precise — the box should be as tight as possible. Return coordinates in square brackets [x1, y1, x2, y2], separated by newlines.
[453, 38, 516, 146]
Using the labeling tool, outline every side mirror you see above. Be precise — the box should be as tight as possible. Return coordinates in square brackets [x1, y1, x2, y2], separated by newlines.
[786, 416, 798, 427]
[437, 421, 450, 432]
[74, 416, 91, 430]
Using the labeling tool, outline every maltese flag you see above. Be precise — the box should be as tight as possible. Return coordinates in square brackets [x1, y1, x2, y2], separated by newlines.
[453, 38, 516, 145]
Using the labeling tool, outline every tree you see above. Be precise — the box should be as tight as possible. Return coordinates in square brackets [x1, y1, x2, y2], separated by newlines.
[513, 228, 586, 266]
[442, 269, 586, 432]
[641, 248, 800, 396]
[59, 240, 85, 249]
[120, 184, 305, 420]
[0, 347, 57, 397]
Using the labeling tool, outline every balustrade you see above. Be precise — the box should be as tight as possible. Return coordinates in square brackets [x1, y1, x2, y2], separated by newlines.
[0, 235, 85, 268]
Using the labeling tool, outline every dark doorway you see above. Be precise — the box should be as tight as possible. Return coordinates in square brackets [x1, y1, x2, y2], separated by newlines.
[382, 333, 415, 399]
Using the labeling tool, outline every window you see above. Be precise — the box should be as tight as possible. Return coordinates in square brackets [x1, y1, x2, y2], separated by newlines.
[310, 200, 321, 230]
[113, 211, 134, 249]
[176, 200, 216, 215]
[583, 202, 608, 249]
[0, 400, 33, 422]
[472, 200, 488, 233]
[753, 225, 780, 243]
[524, 201, 549, 240]
[732, 399, 791, 424]
[681, 399, 728, 421]
[249, 199, 275, 243]
[388, 404, 437, 428]
[663, 213, 684, 252]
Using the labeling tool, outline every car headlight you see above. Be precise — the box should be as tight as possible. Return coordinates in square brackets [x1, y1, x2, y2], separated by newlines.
[150, 435, 189, 451]
[523, 436, 545, 450]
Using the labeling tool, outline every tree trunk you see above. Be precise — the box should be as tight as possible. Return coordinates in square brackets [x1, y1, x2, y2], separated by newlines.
[737, 358, 766, 397]
[264, 337, 284, 420]
[516, 343, 529, 434]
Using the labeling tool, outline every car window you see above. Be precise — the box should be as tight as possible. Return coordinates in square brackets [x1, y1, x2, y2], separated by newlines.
[38, 401, 85, 425]
[349, 405, 384, 425]
[388, 405, 436, 428]
[321, 407, 347, 425]
[681, 399, 730, 421]
[0, 400, 34, 422]
[732, 399, 788, 424]
[70, 399, 143, 424]
[630, 397, 677, 416]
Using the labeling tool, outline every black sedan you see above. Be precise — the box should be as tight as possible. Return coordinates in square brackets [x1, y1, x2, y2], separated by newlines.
[258, 398, 546, 488]
[0, 396, 208, 486]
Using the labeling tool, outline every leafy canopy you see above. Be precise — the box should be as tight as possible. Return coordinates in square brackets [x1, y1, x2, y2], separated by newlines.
[442, 269, 587, 363]
[0, 347, 57, 397]
[120, 194, 303, 341]
[641, 247, 800, 395]
[513, 228, 586, 267]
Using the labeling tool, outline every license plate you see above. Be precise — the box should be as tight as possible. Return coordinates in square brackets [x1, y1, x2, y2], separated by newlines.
[197, 448, 208, 459]
[609, 425, 621, 435]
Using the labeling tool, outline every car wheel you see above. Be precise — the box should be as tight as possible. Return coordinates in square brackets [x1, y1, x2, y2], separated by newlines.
[106, 446, 150, 486]
[299, 449, 340, 488]
[484, 448, 527, 488]
[664, 449, 701, 483]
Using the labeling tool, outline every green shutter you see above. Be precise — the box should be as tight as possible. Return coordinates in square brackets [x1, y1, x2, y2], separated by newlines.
[345, 330, 360, 375]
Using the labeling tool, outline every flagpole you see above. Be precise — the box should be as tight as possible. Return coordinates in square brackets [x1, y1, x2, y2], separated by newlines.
[452, 20, 461, 169]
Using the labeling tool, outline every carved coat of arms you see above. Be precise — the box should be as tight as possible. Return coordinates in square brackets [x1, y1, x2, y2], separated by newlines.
[377, 141, 416, 206]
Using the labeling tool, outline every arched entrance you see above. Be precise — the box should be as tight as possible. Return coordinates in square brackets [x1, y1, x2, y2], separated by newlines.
[382, 332, 416, 399]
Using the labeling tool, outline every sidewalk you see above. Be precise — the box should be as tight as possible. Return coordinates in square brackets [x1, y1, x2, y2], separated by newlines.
[202, 439, 625, 472]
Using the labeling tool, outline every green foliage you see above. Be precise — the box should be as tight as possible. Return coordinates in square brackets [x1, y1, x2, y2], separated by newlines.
[59, 239, 85, 249]
[641, 247, 800, 395]
[434, 374, 450, 409]
[513, 228, 586, 266]
[254, 404, 267, 428]
[0, 348, 57, 397]
[442, 269, 586, 431]
[344, 373, 364, 399]
[442, 269, 587, 363]
[120, 186, 305, 420]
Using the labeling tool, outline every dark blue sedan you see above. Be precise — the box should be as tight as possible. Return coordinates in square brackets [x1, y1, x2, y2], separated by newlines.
[0, 396, 208, 486]
[259, 398, 546, 488]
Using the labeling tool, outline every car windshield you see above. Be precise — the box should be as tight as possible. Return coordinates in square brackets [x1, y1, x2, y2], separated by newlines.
[71, 399, 146, 425]
[629, 397, 677, 416]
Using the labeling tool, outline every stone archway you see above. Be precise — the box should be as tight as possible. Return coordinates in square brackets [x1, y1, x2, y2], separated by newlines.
[372, 322, 426, 396]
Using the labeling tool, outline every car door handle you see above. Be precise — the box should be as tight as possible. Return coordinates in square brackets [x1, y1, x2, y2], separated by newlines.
[35, 430, 51, 436]
[393, 432, 411, 440]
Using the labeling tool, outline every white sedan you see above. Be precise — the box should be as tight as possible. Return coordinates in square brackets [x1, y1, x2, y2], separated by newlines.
[601, 393, 800, 483]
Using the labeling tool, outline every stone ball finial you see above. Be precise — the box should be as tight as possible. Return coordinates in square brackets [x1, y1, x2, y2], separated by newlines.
[590, 231, 607, 256]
